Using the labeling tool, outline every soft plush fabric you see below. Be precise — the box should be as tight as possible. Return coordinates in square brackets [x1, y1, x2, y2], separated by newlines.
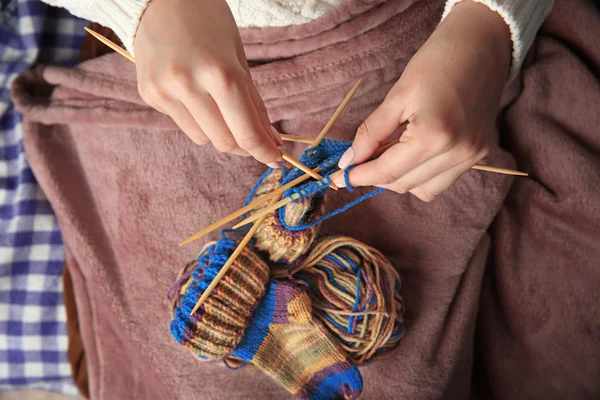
[10, 0, 600, 399]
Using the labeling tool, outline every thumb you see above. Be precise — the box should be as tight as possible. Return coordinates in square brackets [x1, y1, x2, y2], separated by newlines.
[338, 96, 407, 169]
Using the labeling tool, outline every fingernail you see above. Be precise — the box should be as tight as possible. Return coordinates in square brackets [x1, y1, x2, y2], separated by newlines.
[267, 162, 280, 169]
[332, 175, 346, 188]
[270, 126, 283, 145]
[338, 147, 355, 169]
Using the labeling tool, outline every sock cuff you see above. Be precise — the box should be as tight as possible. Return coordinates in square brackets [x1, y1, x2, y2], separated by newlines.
[170, 238, 270, 360]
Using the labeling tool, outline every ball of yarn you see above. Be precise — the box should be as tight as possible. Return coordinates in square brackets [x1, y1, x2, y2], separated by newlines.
[168, 238, 270, 361]
[289, 236, 405, 364]
[250, 168, 326, 264]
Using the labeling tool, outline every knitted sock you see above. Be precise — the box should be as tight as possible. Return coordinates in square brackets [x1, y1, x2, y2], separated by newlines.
[251, 168, 326, 264]
[232, 279, 362, 400]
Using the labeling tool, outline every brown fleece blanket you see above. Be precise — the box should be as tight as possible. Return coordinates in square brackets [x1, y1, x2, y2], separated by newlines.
[10, 0, 600, 398]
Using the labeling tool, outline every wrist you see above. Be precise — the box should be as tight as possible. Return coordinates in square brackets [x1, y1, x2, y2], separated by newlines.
[92, 0, 151, 56]
[442, 0, 512, 81]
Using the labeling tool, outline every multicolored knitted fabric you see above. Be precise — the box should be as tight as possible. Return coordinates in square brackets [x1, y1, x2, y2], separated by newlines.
[245, 139, 383, 265]
[232, 279, 362, 400]
[250, 168, 326, 264]
[169, 238, 363, 399]
[169, 238, 270, 359]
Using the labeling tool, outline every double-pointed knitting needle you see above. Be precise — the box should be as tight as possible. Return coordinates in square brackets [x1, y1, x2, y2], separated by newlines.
[280, 134, 313, 144]
[84, 27, 135, 62]
[281, 152, 337, 190]
[277, 82, 363, 188]
[179, 166, 323, 245]
[232, 171, 344, 229]
[189, 196, 279, 315]
[310, 80, 362, 148]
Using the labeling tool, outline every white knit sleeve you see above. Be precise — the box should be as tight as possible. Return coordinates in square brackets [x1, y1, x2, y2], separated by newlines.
[41, 0, 151, 56]
[442, 0, 554, 82]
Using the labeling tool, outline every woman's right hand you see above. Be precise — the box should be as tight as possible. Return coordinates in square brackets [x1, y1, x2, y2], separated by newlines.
[134, 0, 282, 167]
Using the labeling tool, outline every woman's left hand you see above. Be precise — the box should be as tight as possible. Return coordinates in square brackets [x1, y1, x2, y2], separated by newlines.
[333, 0, 513, 202]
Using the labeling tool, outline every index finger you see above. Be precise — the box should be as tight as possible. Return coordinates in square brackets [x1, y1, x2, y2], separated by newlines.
[339, 97, 408, 169]
[209, 72, 281, 165]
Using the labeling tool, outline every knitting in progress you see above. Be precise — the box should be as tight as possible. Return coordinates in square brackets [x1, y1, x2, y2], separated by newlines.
[169, 139, 405, 399]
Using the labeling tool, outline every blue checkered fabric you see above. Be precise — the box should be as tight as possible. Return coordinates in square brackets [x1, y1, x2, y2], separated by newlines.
[1, 0, 87, 394]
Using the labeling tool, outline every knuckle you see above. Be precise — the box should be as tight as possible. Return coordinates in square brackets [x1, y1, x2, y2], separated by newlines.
[356, 116, 377, 142]
[236, 134, 267, 153]
[392, 181, 412, 194]
[203, 64, 241, 93]
[412, 187, 439, 202]
[211, 137, 238, 153]
[418, 130, 454, 157]
[377, 169, 399, 186]
[139, 80, 167, 105]
[478, 144, 491, 158]
[166, 64, 194, 94]
[433, 130, 458, 154]
[189, 135, 210, 146]
[455, 138, 481, 160]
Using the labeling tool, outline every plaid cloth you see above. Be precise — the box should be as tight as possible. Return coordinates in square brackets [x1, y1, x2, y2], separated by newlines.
[1, 0, 87, 394]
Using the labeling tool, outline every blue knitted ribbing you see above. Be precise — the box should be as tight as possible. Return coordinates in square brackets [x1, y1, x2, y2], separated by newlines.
[170, 238, 237, 344]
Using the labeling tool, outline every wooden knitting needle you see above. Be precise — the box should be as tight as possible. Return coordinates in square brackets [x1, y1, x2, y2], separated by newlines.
[189, 197, 278, 315]
[233, 170, 345, 229]
[84, 27, 135, 63]
[281, 152, 338, 190]
[310, 80, 362, 147]
[280, 134, 313, 144]
[179, 166, 324, 245]
[471, 164, 528, 176]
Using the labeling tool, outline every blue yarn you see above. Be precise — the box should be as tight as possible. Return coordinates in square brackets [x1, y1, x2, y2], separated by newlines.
[170, 237, 238, 344]
[281, 187, 384, 231]
[343, 165, 356, 192]
[309, 366, 363, 400]
[243, 166, 275, 208]
[349, 269, 362, 333]
[321, 313, 350, 332]
[314, 265, 351, 296]
[231, 281, 277, 362]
